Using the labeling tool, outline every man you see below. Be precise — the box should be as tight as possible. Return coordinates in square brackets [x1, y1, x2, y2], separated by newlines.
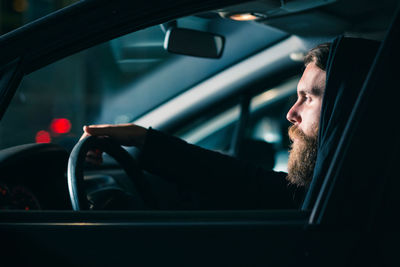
[80, 37, 378, 209]
[286, 43, 329, 187]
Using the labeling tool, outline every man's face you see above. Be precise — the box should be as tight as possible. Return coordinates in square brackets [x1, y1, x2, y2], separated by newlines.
[286, 62, 326, 186]
[287, 62, 326, 136]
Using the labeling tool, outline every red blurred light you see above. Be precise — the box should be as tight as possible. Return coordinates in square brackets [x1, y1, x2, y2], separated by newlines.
[50, 118, 71, 134]
[35, 130, 51, 143]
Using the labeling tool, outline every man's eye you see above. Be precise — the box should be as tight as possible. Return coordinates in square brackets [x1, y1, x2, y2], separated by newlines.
[300, 96, 308, 102]
[298, 94, 311, 104]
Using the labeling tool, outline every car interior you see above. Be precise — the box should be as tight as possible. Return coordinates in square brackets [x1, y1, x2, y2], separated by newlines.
[0, 0, 399, 266]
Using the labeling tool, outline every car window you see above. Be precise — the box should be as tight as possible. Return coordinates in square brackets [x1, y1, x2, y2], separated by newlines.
[0, 14, 287, 151]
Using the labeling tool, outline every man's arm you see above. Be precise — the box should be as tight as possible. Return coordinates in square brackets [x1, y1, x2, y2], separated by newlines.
[141, 128, 304, 209]
[82, 123, 304, 209]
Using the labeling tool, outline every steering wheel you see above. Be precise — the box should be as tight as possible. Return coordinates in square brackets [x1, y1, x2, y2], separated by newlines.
[67, 136, 148, 211]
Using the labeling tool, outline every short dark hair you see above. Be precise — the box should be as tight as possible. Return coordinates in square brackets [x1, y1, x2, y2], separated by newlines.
[304, 42, 331, 71]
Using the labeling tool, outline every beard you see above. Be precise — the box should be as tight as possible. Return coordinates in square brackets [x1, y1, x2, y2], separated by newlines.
[287, 125, 318, 187]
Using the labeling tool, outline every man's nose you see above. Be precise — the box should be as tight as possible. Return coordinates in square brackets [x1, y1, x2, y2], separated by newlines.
[286, 104, 301, 124]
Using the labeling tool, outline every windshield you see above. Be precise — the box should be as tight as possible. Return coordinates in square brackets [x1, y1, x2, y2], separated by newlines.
[0, 14, 287, 151]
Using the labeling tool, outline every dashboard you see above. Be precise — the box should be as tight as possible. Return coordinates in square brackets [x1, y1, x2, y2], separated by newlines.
[0, 182, 41, 210]
[0, 143, 71, 210]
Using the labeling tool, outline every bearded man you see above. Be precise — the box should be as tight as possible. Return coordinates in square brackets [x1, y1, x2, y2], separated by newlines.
[80, 37, 378, 209]
[286, 43, 329, 187]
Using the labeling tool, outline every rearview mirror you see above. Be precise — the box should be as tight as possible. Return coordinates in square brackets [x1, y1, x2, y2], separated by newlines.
[164, 28, 225, 59]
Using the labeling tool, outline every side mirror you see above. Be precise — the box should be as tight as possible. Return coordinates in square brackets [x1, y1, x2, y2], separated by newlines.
[163, 28, 225, 59]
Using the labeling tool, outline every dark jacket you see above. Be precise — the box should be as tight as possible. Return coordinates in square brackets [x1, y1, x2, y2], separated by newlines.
[140, 128, 304, 209]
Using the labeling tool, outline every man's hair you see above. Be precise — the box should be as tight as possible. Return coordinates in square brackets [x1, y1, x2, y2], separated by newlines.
[304, 43, 331, 71]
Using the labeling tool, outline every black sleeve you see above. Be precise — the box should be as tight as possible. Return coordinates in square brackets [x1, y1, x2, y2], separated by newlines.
[140, 128, 305, 209]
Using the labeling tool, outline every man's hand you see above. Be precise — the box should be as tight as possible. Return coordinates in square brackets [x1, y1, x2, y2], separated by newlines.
[80, 123, 148, 165]
[81, 123, 148, 148]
